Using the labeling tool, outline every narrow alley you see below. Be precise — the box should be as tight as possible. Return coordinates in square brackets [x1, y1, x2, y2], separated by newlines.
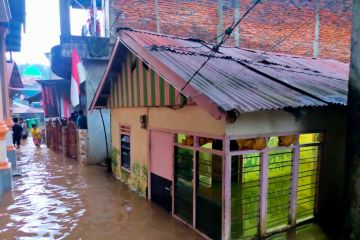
[0, 139, 202, 239]
[0, 139, 330, 240]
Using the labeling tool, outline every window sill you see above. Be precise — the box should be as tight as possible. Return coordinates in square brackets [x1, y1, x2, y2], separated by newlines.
[121, 166, 131, 173]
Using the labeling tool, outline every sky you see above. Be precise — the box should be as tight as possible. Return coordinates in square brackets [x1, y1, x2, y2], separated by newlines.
[11, 0, 101, 66]
[11, 0, 60, 65]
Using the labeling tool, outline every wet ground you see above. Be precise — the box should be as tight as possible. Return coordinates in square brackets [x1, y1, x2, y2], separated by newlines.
[0, 139, 329, 240]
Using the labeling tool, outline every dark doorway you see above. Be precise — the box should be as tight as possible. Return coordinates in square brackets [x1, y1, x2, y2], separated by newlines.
[151, 173, 172, 213]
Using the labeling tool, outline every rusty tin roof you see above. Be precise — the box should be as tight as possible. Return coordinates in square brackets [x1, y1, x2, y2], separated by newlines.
[91, 28, 348, 115]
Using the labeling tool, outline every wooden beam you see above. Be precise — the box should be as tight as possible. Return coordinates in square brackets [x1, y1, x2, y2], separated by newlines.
[223, 137, 231, 239]
[193, 136, 198, 227]
[259, 150, 268, 236]
[289, 136, 300, 226]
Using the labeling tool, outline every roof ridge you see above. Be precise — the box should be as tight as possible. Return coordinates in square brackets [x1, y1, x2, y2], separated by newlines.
[149, 45, 344, 80]
[119, 28, 345, 62]
[117, 27, 206, 44]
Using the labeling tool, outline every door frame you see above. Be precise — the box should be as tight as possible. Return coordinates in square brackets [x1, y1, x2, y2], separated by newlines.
[147, 129, 175, 213]
[148, 128, 227, 239]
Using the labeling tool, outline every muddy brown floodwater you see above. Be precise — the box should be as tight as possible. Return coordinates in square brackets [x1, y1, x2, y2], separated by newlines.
[0, 140, 203, 240]
[0, 140, 329, 240]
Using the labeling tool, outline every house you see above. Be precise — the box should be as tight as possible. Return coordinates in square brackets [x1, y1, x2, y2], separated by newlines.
[44, 0, 112, 164]
[0, 0, 25, 197]
[7, 62, 44, 122]
[37, 79, 81, 160]
[90, 29, 348, 239]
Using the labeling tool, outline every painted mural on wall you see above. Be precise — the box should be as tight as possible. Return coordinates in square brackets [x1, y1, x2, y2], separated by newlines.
[112, 147, 148, 195]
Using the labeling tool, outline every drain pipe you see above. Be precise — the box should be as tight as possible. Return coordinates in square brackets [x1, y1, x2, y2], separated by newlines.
[99, 108, 110, 170]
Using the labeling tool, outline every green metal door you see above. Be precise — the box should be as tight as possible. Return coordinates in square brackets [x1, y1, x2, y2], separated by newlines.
[174, 146, 193, 225]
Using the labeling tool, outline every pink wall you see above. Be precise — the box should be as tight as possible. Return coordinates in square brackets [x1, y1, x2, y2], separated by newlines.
[150, 131, 173, 180]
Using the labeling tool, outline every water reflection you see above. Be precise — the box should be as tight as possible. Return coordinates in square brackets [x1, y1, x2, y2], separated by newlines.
[0, 140, 328, 240]
[0, 140, 202, 240]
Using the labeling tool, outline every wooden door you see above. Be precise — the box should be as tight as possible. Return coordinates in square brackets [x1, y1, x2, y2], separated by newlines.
[150, 131, 173, 213]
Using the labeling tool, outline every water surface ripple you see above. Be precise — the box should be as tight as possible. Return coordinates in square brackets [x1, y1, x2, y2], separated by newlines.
[0, 140, 202, 240]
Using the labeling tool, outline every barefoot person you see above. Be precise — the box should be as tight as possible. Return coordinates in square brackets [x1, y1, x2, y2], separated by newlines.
[31, 124, 42, 148]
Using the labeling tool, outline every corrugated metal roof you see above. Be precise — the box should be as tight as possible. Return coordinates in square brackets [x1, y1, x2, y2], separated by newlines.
[0, 0, 11, 23]
[119, 29, 348, 113]
[6, 62, 23, 88]
[5, 0, 25, 52]
[71, 0, 102, 9]
[11, 101, 44, 114]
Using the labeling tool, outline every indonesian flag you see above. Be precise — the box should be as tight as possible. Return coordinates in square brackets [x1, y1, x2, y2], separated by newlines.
[71, 48, 87, 107]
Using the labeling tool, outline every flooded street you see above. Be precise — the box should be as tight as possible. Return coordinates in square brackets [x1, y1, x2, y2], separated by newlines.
[0, 140, 329, 240]
[0, 140, 202, 240]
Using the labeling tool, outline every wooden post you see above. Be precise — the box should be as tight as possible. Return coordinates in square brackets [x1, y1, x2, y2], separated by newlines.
[345, 0, 360, 238]
[147, 130, 152, 200]
[223, 137, 231, 239]
[259, 150, 268, 236]
[192, 136, 198, 227]
[289, 140, 300, 226]
[171, 132, 175, 215]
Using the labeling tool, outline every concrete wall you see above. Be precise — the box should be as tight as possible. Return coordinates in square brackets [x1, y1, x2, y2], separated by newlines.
[110, 105, 226, 194]
[226, 106, 347, 233]
[0, 30, 6, 118]
[110, 104, 346, 232]
[84, 60, 111, 164]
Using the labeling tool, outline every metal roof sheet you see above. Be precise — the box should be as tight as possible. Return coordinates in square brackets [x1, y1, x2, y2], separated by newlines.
[120, 29, 348, 113]
[150, 50, 325, 112]
[5, 0, 25, 52]
[6, 62, 23, 88]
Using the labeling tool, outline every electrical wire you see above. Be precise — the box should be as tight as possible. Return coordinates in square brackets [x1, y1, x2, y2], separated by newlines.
[217, 0, 262, 46]
[178, 0, 262, 94]
[188, 0, 340, 100]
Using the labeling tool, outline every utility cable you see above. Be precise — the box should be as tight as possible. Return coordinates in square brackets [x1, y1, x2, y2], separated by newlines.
[188, 0, 339, 100]
[178, 0, 262, 94]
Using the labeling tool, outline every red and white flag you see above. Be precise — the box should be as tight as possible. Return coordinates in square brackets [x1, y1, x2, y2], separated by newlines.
[71, 48, 87, 107]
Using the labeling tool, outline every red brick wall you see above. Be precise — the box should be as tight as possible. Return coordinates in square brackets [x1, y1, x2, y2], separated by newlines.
[110, 0, 352, 63]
